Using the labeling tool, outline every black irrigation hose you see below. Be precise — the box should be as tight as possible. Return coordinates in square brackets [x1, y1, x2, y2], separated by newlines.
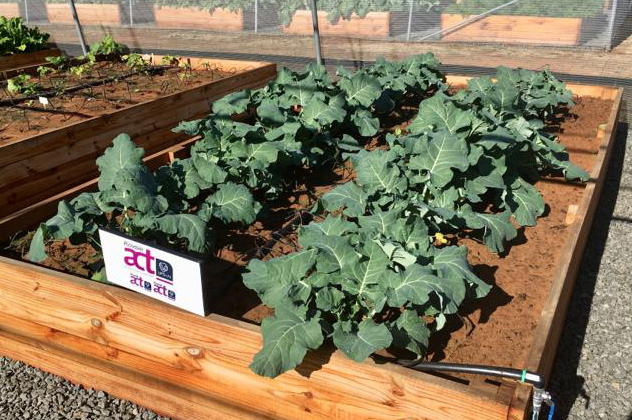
[396, 359, 546, 389]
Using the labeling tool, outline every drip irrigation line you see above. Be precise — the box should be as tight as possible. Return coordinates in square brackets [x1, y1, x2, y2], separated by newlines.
[396, 359, 545, 388]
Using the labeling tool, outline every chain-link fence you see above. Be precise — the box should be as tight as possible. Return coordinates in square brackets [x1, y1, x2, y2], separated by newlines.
[3, 1, 632, 46]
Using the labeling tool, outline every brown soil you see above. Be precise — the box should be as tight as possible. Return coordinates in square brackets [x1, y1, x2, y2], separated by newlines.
[0, 60, 232, 144]
[427, 96, 612, 369]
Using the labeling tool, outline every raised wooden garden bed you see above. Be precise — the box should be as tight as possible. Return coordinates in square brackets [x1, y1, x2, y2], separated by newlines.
[0, 71, 621, 419]
[46, 3, 121, 25]
[153, 7, 243, 31]
[0, 48, 61, 72]
[0, 56, 276, 219]
[441, 14, 584, 46]
[282, 10, 391, 37]
[0, 2, 19, 17]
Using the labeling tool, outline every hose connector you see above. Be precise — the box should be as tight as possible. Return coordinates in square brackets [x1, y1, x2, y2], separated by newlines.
[531, 388, 554, 420]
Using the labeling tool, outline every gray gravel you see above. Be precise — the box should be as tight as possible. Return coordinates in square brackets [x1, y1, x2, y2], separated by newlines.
[1, 102, 631, 420]
[548, 120, 632, 419]
[0, 358, 169, 420]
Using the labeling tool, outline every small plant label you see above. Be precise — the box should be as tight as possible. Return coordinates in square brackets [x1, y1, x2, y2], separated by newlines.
[99, 228, 207, 316]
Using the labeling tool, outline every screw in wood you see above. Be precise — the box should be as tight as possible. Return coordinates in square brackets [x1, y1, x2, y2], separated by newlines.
[91, 318, 103, 328]
[186, 347, 203, 358]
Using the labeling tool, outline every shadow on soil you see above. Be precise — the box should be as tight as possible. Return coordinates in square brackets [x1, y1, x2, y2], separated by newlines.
[547, 121, 629, 420]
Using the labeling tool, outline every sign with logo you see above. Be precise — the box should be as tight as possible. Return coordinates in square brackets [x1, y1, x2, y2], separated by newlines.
[99, 228, 207, 316]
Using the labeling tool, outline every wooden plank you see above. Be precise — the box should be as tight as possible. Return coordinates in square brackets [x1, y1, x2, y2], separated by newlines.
[282, 11, 391, 37]
[0, 314, 266, 420]
[153, 7, 244, 31]
[0, 48, 61, 72]
[441, 14, 582, 46]
[0, 255, 513, 420]
[0, 60, 276, 219]
[46, 3, 121, 25]
[0, 2, 19, 17]
[510, 88, 623, 416]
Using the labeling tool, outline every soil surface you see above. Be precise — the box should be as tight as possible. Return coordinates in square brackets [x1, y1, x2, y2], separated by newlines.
[427, 96, 612, 369]
[0, 60, 232, 144]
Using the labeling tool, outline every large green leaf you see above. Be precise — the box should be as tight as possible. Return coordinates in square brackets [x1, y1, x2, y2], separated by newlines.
[321, 182, 367, 217]
[432, 246, 490, 299]
[96, 134, 145, 191]
[243, 249, 318, 307]
[340, 241, 390, 306]
[408, 131, 470, 188]
[155, 214, 208, 252]
[301, 95, 347, 129]
[408, 95, 472, 135]
[355, 151, 405, 194]
[462, 210, 518, 254]
[206, 182, 259, 225]
[339, 73, 381, 107]
[298, 228, 358, 274]
[332, 319, 392, 362]
[250, 304, 325, 378]
[390, 310, 431, 357]
[503, 178, 545, 226]
[386, 264, 459, 310]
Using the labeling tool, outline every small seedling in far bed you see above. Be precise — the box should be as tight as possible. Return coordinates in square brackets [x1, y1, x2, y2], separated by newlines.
[123, 53, 149, 72]
[7, 74, 41, 95]
[45, 54, 69, 71]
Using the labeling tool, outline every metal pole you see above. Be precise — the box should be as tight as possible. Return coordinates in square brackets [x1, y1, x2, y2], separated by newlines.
[254, 0, 258, 34]
[406, 0, 414, 41]
[24, 0, 29, 23]
[129, 0, 134, 26]
[308, 0, 322, 65]
[68, 0, 88, 54]
[606, 0, 619, 50]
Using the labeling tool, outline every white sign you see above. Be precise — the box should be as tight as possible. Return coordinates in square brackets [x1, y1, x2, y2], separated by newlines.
[99, 228, 207, 316]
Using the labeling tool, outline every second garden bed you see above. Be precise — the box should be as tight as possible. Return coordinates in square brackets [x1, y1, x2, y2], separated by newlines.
[0, 54, 276, 219]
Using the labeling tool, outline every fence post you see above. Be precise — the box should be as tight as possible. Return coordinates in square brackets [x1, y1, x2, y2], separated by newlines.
[254, 0, 258, 34]
[68, 0, 88, 54]
[308, 0, 323, 65]
[406, 0, 414, 41]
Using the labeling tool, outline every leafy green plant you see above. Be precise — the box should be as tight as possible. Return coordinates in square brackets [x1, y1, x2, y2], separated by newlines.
[123, 53, 149, 72]
[29, 133, 262, 262]
[242, 66, 587, 378]
[69, 63, 93, 79]
[37, 65, 54, 77]
[0, 17, 49, 56]
[6, 74, 41, 95]
[445, 0, 604, 18]
[45, 54, 70, 70]
[89, 34, 127, 56]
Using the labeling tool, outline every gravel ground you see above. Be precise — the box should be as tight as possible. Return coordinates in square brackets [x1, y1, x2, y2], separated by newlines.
[1, 100, 631, 420]
[548, 120, 632, 419]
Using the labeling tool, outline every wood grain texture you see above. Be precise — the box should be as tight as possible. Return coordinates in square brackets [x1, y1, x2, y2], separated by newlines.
[46, 3, 121, 25]
[153, 7, 243, 31]
[0, 256, 512, 420]
[0, 49, 60, 72]
[0, 2, 18, 17]
[0, 60, 276, 219]
[441, 14, 582, 46]
[282, 11, 391, 37]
